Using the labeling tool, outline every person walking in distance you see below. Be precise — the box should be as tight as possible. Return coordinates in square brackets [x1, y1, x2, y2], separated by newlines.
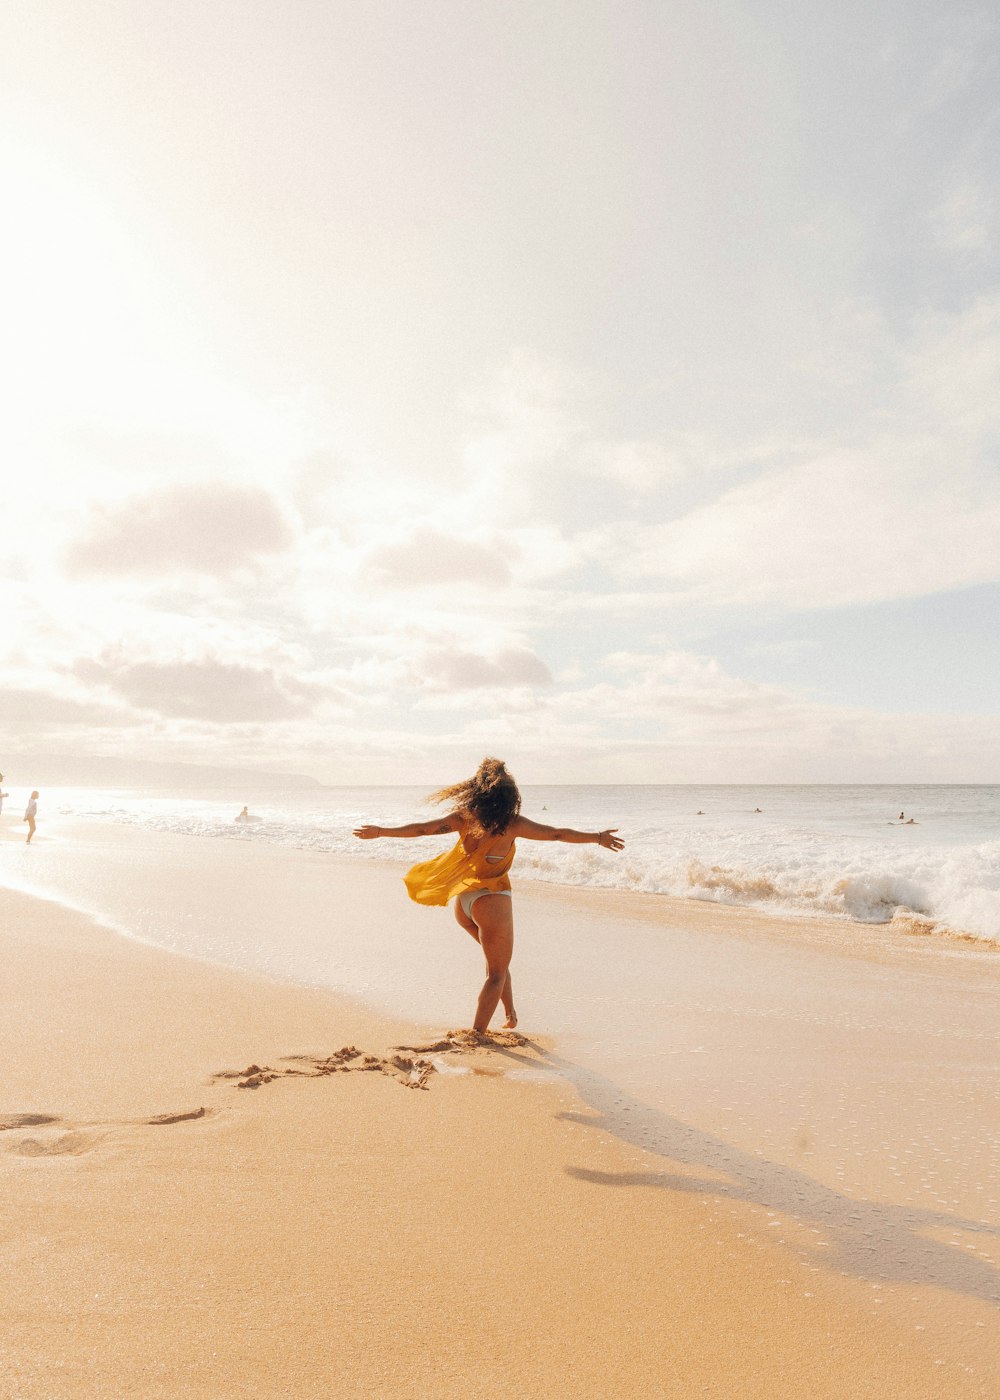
[24, 790, 39, 843]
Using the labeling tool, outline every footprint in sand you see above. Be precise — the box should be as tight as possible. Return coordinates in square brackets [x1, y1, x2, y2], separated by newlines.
[2, 1107, 214, 1157]
[213, 1046, 438, 1092]
[145, 1107, 213, 1125]
[212, 1032, 535, 1096]
[394, 1030, 530, 1054]
[0, 1113, 62, 1131]
[11, 1131, 96, 1157]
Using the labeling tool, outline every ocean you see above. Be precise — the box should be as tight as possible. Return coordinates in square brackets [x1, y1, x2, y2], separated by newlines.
[35, 782, 1000, 945]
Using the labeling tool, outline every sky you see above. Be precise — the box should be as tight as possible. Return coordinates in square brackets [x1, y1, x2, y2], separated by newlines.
[2, 0, 999, 785]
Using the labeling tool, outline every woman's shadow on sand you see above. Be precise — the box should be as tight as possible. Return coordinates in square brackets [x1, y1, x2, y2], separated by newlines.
[488, 1038, 1000, 1309]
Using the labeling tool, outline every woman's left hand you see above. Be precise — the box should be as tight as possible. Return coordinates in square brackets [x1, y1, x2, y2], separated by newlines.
[353, 825, 381, 839]
[597, 829, 624, 851]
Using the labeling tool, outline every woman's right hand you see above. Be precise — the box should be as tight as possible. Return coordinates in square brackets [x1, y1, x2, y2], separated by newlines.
[353, 825, 381, 840]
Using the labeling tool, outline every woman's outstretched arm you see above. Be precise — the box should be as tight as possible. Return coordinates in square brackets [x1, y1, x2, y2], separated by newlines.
[353, 813, 462, 840]
[513, 816, 624, 850]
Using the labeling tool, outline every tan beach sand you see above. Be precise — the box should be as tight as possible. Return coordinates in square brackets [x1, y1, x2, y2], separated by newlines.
[2, 861, 998, 1399]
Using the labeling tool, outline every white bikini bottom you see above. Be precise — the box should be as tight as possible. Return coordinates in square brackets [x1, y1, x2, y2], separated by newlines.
[458, 888, 512, 919]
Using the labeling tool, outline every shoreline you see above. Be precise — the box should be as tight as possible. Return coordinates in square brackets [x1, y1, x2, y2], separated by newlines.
[9, 783, 1000, 950]
[4, 822, 1000, 1175]
[3, 880, 997, 1397]
[6, 811, 999, 960]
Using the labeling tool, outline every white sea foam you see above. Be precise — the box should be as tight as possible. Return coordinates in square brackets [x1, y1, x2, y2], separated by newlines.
[37, 783, 1000, 945]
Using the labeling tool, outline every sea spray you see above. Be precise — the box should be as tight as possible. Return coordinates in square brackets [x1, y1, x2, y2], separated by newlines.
[38, 783, 1000, 945]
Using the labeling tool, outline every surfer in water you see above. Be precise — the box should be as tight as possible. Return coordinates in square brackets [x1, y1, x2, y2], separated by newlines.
[353, 757, 624, 1033]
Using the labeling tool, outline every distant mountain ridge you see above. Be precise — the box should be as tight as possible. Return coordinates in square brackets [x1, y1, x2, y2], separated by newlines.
[2, 756, 323, 790]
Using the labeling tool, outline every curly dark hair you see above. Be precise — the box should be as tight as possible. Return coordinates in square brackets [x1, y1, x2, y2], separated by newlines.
[428, 757, 521, 835]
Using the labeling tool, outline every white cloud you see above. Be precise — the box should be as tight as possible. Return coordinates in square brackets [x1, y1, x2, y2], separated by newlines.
[591, 297, 1000, 612]
[616, 445, 1000, 609]
[5, 629, 999, 783]
[0, 685, 128, 727]
[411, 644, 553, 694]
[929, 184, 992, 253]
[364, 526, 512, 589]
[919, 17, 998, 110]
[74, 656, 321, 723]
[4, 6, 1000, 782]
[460, 349, 586, 484]
[330, 632, 554, 699]
[905, 296, 1000, 436]
[483, 649, 1000, 783]
[65, 483, 294, 578]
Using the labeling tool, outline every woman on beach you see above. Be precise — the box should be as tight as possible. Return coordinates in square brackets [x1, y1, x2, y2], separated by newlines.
[353, 758, 624, 1034]
[24, 790, 38, 844]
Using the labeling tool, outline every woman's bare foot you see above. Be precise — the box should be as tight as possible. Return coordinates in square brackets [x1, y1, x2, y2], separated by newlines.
[503, 1010, 517, 1029]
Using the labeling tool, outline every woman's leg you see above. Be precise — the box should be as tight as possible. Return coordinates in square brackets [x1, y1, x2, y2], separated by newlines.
[454, 898, 481, 942]
[468, 894, 515, 1033]
[454, 898, 516, 1027]
[26, 817, 35, 844]
[498, 966, 516, 1028]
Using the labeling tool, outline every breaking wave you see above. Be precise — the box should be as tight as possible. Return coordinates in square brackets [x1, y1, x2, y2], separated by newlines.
[42, 785, 1000, 947]
[512, 840, 1000, 945]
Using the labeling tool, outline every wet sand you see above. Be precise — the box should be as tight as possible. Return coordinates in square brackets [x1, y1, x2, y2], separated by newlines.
[1, 820, 998, 1396]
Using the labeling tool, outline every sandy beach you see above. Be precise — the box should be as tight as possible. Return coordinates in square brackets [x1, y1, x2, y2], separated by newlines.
[2, 820, 998, 1398]
[9, 0, 1000, 1391]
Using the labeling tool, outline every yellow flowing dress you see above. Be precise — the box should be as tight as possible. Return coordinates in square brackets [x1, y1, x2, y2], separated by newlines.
[403, 837, 516, 907]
